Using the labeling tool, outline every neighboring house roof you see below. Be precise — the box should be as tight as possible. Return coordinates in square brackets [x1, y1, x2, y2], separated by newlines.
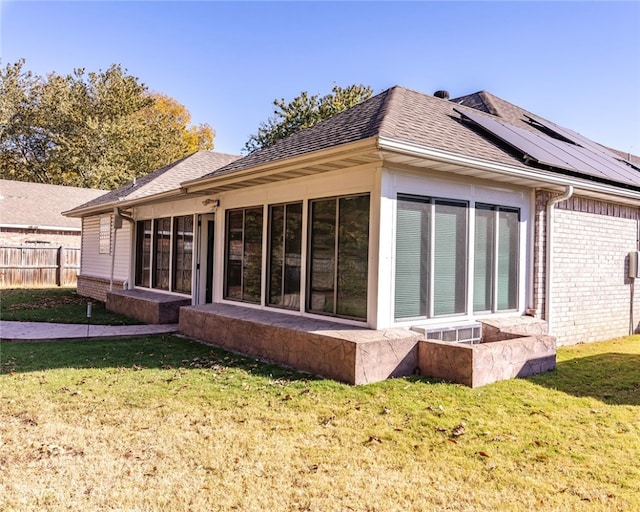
[66, 150, 240, 215]
[196, 85, 639, 193]
[0, 179, 106, 231]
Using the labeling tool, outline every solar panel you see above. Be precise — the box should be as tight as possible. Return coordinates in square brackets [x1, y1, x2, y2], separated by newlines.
[455, 108, 640, 189]
[524, 113, 639, 169]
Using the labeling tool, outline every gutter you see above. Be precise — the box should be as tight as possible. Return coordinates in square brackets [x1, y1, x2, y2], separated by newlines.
[64, 188, 191, 219]
[544, 186, 574, 331]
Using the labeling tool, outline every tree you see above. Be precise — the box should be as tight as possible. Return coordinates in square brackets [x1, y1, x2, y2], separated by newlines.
[134, 93, 214, 173]
[0, 60, 214, 189]
[244, 84, 373, 153]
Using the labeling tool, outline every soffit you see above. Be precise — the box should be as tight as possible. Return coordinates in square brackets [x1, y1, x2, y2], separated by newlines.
[183, 141, 383, 194]
[379, 145, 640, 206]
[183, 136, 639, 207]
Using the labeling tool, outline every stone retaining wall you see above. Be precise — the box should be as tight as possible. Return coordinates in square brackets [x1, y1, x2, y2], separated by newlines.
[179, 303, 421, 385]
[480, 316, 548, 342]
[418, 335, 556, 388]
[107, 289, 191, 324]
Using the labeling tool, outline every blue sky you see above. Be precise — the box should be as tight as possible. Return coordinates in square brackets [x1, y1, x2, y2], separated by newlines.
[2, 1, 639, 156]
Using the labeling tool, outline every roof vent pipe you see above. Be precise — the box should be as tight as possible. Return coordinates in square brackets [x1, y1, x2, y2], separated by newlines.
[434, 90, 450, 100]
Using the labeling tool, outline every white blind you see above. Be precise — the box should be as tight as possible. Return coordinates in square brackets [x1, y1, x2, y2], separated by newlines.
[394, 197, 429, 319]
[433, 201, 467, 316]
[473, 208, 493, 312]
[497, 209, 519, 310]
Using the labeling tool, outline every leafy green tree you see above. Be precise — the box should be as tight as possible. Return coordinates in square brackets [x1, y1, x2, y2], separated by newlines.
[244, 84, 373, 153]
[0, 59, 214, 189]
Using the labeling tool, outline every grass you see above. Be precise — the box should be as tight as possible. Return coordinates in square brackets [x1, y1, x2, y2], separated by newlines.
[0, 287, 140, 325]
[1, 334, 639, 511]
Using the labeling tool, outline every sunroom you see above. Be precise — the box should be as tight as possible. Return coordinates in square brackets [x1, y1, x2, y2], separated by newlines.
[160, 136, 531, 327]
[169, 148, 534, 384]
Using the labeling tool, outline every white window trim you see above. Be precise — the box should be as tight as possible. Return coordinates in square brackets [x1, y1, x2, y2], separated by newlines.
[99, 215, 111, 255]
[387, 171, 530, 329]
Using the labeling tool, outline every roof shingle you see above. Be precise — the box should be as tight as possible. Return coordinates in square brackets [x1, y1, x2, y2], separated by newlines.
[0, 180, 106, 229]
[67, 86, 640, 215]
[201, 85, 639, 190]
[70, 150, 240, 212]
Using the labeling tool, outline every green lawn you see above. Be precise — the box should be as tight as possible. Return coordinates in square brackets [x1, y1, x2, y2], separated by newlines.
[1, 334, 638, 511]
[0, 287, 139, 325]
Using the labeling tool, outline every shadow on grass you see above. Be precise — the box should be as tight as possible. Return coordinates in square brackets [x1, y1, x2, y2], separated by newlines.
[528, 352, 640, 406]
[0, 287, 141, 325]
[6, 335, 638, 402]
[0, 335, 320, 384]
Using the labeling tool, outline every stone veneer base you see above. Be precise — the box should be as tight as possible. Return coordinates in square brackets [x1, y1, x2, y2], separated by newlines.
[179, 306, 556, 387]
[107, 289, 191, 324]
[418, 335, 557, 388]
[179, 303, 422, 385]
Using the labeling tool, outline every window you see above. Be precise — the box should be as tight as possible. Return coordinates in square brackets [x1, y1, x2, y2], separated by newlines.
[99, 216, 111, 254]
[395, 196, 468, 319]
[135, 215, 195, 294]
[308, 194, 370, 320]
[224, 207, 263, 303]
[434, 201, 468, 315]
[153, 217, 171, 290]
[172, 215, 194, 294]
[268, 202, 302, 309]
[474, 205, 519, 312]
[135, 220, 152, 287]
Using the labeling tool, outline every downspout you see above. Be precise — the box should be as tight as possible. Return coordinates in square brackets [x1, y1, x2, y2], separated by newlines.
[632, 217, 640, 335]
[109, 207, 135, 292]
[545, 185, 574, 331]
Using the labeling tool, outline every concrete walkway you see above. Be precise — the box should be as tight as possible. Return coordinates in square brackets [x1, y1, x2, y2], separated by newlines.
[0, 320, 179, 341]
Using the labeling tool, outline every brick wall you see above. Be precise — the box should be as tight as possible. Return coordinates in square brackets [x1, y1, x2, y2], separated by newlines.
[0, 229, 82, 248]
[77, 274, 126, 303]
[534, 191, 640, 345]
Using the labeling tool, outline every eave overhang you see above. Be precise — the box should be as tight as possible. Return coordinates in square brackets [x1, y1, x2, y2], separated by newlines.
[377, 136, 640, 206]
[181, 138, 382, 195]
[64, 135, 639, 219]
[63, 188, 195, 218]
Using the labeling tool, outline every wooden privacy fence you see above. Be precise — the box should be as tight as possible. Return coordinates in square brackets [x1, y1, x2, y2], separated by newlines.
[0, 246, 81, 288]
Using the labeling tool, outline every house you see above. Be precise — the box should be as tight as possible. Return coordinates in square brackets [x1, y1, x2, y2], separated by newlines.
[65, 86, 640, 385]
[61, 150, 240, 302]
[1, 180, 107, 287]
[0, 179, 106, 247]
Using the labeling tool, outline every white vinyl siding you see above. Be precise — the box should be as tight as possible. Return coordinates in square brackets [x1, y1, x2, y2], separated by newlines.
[80, 215, 130, 281]
[99, 216, 112, 254]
